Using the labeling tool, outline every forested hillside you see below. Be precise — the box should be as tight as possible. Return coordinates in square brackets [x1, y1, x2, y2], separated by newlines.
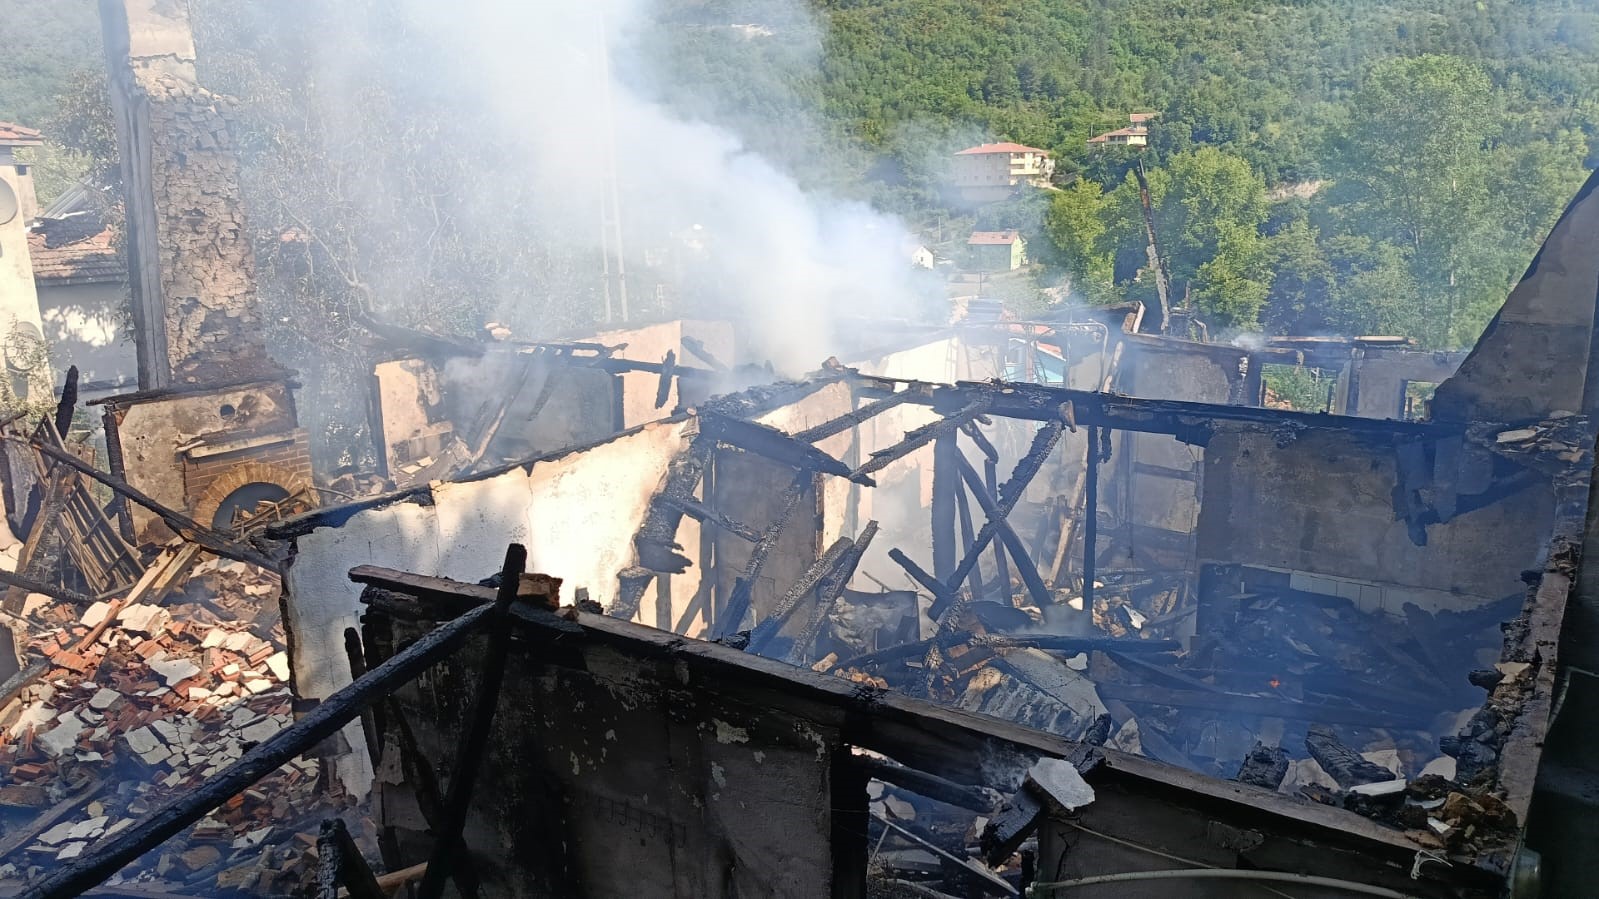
[7, 0, 1598, 348]
[654, 0, 1599, 345]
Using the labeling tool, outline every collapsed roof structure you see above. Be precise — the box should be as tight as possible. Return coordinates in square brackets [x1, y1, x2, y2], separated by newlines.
[8, 3, 1599, 898]
[18, 176, 1599, 895]
[33, 174, 1570, 897]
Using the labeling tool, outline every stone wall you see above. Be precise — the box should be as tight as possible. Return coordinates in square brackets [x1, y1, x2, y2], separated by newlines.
[100, 0, 273, 388]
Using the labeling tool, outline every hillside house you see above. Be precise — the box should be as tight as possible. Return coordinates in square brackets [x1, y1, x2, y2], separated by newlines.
[1088, 111, 1157, 149]
[967, 229, 1027, 271]
[950, 142, 1055, 203]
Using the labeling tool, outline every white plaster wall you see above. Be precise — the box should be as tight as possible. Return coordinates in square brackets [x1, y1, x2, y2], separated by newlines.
[283, 418, 693, 793]
[38, 283, 137, 391]
[594, 319, 739, 427]
[597, 319, 684, 428]
[0, 153, 44, 360]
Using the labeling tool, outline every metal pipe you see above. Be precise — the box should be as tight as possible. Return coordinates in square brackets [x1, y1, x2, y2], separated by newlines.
[1027, 867, 1415, 898]
[1083, 425, 1099, 607]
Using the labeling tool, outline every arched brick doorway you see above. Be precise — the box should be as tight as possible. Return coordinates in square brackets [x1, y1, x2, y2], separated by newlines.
[192, 461, 316, 533]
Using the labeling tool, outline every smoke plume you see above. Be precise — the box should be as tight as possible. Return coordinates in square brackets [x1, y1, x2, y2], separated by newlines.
[272, 0, 930, 375]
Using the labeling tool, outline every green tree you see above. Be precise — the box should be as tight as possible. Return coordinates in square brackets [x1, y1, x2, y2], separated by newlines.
[1043, 180, 1116, 301]
[1329, 55, 1496, 343]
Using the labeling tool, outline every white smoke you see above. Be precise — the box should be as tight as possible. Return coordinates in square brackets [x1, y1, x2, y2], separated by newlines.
[340, 0, 928, 375]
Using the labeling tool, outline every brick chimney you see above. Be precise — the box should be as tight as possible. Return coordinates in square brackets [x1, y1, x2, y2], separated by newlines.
[99, 0, 275, 389]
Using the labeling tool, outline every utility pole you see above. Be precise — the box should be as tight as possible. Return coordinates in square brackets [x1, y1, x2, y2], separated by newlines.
[595, 10, 629, 323]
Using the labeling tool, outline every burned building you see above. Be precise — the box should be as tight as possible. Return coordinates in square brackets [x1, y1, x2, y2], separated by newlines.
[144, 177, 1592, 897]
[6, 6, 1596, 895]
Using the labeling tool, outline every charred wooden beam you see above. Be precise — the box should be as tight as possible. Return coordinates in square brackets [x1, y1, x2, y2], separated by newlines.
[1094, 682, 1423, 728]
[980, 787, 1043, 868]
[0, 568, 98, 608]
[747, 536, 855, 654]
[962, 422, 999, 462]
[794, 389, 914, 444]
[1083, 424, 1100, 607]
[930, 416, 1066, 621]
[1, 470, 72, 615]
[701, 412, 871, 485]
[658, 495, 761, 543]
[790, 521, 880, 661]
[932, 434, 959, 581]
[714, 472, 810, 638]
[861, 377, 1455, 443]
[1304, 725, 1399, 787]
[852, 400, 987, 479]
[986, 458, 1011, 596]
[655, 350, 678, 409]
[680, 335, 729, 372]
[53, 366, 78, 440]
[850, 751, 994, 813]
[417, 546, 532, 899]
[630, 449, 707, 579]
[955, 457, 1052, 610]
[316, 818, 385, 899]
[21, 597, 500, 899]
[18, 439, 276, 571]
[951, 461, 985, 597]
[888, 547, 957, 608]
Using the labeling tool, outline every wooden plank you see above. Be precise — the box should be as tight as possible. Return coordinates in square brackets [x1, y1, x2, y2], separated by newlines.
[747, 536, 854, 654]
[0, 780, 103, 861]
[17, 439, 276, 571]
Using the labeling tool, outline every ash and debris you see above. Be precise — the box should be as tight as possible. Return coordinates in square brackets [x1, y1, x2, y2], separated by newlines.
[0, 555, 371, 895]
[786, 557, 1539, 861]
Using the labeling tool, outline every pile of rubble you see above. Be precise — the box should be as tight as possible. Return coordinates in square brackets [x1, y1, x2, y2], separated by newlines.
[0, 557, 367, 895]
[810, 566, 1526, 857]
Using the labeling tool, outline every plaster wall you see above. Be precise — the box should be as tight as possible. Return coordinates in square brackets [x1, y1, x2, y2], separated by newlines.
[38, 282, 137, 394]
[1350, 351, 1462, 420]
[374, 615, 839, 898]
[281, 418, 695, 793]
[0, 152, 43, 353]
[1196, 428, 1554, 605]
[596, 318, 739, 426]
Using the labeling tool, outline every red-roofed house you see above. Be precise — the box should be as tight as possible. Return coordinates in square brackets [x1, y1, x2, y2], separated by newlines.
[1088, 112, 1157, 149]
[30, 210, 137, 398]
[951, 142, 1055, 203]
[967, 230, 1028, 271]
